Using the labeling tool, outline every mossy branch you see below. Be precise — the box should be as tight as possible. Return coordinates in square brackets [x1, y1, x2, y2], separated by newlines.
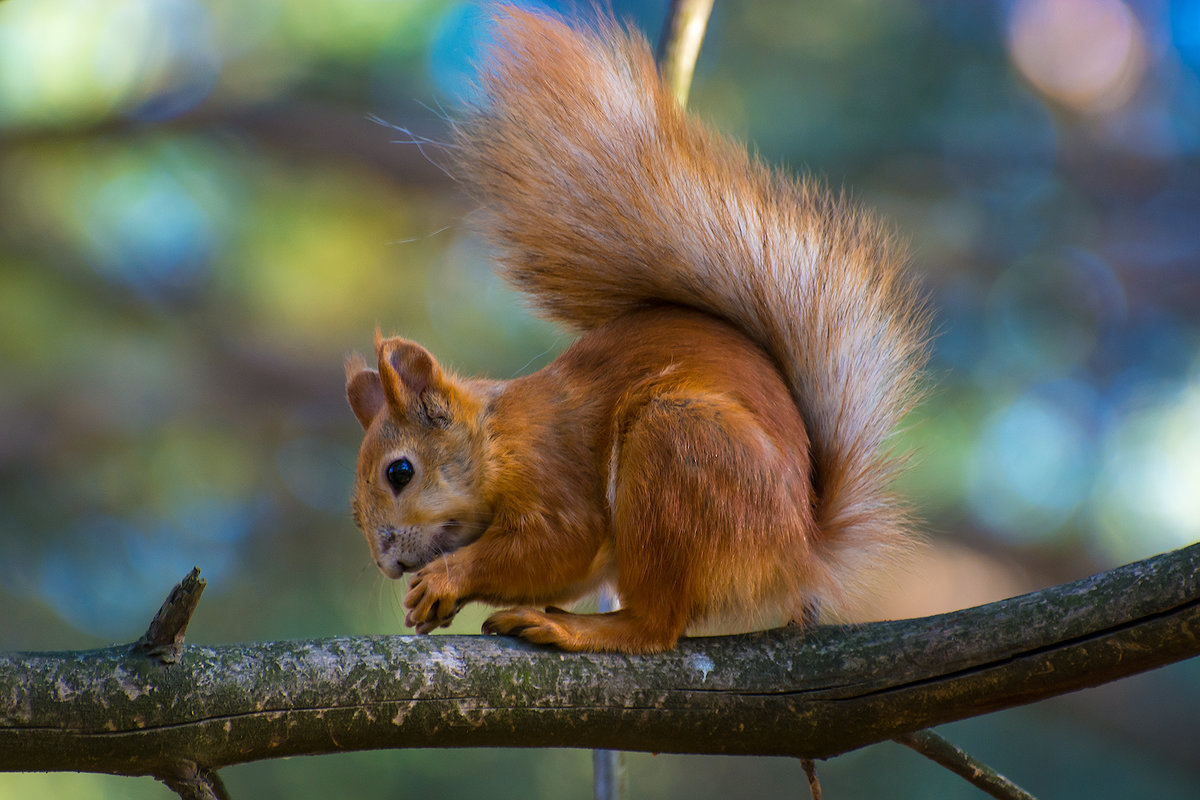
[0, 543, 1197, 790]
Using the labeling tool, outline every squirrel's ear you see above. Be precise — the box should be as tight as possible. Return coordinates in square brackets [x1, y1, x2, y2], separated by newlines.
[375, 335, 451, 428]
[345, 352, 385, 430]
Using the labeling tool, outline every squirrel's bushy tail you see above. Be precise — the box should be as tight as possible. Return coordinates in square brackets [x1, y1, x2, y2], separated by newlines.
[454, 9, 928, 615]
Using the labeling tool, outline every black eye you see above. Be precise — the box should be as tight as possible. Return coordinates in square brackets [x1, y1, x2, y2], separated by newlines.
[385, 458, 415, 492]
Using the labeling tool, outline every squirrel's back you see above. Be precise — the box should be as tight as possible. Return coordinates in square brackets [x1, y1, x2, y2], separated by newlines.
[453, 9, 928, 617]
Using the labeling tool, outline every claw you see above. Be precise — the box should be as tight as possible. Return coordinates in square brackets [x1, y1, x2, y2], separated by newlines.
[402, 563, 461, 632]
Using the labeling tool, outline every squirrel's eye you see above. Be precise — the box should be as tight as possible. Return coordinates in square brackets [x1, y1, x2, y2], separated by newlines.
[385, 458, 415, 492]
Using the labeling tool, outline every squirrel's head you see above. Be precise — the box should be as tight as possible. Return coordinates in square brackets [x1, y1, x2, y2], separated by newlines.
[345, 333, 493, 578]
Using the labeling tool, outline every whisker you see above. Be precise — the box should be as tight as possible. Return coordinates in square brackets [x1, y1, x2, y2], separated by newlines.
[365, 113, 456, 179]
[388, 224, 451, 246]
[416, 97, 452, 125]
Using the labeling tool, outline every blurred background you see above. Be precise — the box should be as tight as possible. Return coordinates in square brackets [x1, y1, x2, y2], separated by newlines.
[1, 0, 1198, 797]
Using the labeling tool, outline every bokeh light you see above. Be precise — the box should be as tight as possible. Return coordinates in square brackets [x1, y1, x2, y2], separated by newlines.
[985, 249, 1126, 379]
[1175, 0, 1200, 69]
[1094, 376, 1200, 562]
[968, 385, 1097, 539]
[0, 0, 220, 127]
[1008, 0, 1147, 114]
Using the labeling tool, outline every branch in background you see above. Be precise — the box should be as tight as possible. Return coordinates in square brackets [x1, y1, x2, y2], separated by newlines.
[656, 0, 715, 106]
[0, 543, 1196, 784]
[593, 588, 625, 800]
[800, 758, 822, 800]
[895, 729, 1036, 800]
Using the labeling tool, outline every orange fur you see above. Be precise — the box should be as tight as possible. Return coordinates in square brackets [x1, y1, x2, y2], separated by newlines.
[345, 9, 928, 653]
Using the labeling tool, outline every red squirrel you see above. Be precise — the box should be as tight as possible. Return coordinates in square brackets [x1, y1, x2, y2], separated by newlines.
[345, 8, 928, 653]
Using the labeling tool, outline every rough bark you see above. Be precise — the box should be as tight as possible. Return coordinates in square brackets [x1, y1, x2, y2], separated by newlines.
[0, 543, 1197, 779]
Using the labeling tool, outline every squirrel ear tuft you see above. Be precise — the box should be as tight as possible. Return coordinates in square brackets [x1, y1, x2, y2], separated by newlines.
[376, 337, 451, 427]
[345, 353, 386, 430]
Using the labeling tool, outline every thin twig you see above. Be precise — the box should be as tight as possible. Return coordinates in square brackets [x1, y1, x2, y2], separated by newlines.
[655, 0, 715, 106]
[800, 758, 822, 800]
[158, 761, 231, 800]
[894, 729, 1037, 800]
[593, 747, 626, 800]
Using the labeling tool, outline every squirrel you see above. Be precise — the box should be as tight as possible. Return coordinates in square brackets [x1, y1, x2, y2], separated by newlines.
[344, 8, 928, 653]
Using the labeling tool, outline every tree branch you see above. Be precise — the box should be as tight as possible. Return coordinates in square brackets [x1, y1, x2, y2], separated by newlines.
[895, 729, 1035, 800]
[0, 543, 1197, 778]
[800, 757, 822, 799]
[158, 762, 231, 800]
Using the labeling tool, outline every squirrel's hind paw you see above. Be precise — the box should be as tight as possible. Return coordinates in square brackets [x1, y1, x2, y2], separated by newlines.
[483, 606, 679, 653]
[482, 606, 570, 647]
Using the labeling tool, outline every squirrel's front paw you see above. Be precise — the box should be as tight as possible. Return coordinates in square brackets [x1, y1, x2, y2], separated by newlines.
[482, 606, 571, 648]
[404, 563, 463, 634]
